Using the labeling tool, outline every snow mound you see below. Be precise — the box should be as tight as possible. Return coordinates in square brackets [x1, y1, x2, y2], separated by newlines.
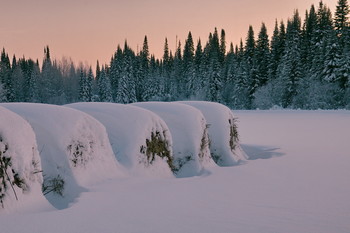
[66, 102, 174, 177]
[0, 103, 121, 209]
[132, 102, 215, 177]
[179, 101, 247, 165]
[0, 106, 44, 212]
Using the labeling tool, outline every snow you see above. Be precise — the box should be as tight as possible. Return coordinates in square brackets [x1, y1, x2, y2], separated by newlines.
[0, 106, 44, 212]
[0, 103, 121, 209]
[66, 102, 174, 177]
[132, 102, 216, 177]
[179, 101, 247, 165]
[1, 108, 350, 233]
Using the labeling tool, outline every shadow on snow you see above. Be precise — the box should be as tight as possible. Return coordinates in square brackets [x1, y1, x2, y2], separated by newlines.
[241, 144, 284, 160]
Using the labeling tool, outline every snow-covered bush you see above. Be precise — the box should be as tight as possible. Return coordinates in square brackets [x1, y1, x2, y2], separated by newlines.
[179, 101, 247, 165]
[132, 102, 215, 177]
[0, 106, 43, 210]
[0, 103, 120, 209]
[66, 102, 174, 177]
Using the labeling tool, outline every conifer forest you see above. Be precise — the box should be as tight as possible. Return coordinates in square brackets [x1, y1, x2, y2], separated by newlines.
[1, 1, 349, 109]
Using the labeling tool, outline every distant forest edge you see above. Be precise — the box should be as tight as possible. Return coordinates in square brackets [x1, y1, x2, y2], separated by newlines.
[1, 0, 349, 109]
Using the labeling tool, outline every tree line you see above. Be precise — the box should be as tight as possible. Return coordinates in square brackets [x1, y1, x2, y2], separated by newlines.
[1, 0, 349, 109]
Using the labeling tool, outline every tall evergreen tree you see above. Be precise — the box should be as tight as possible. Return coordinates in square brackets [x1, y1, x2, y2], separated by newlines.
[98, 66, 113, 102]
[276, 10, 303, 107]
[0, 48, 13, 101]
[79, 69, 89, 102]
[334, 0, 350, 38]
[255, 22, 270, 87]
[219, 29, 226, 64]
[183, 31, 196, 98]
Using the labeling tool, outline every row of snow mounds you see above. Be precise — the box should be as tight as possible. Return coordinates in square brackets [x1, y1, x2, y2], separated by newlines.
[132, 102, 217, 177]
[178, 101, 248, 165]
[66, 102, 174, 177]
[0, 106, 44, 212]
[0, 101, 245, 211]
[0, 103, 122, 210]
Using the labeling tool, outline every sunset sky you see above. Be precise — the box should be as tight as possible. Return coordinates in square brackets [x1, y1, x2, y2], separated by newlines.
[0, 0, 337, 68]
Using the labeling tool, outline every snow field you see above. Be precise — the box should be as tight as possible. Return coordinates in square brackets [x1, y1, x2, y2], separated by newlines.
[1, 110, 349, 233]
[66, 102, 174, 177]
[0, 103, 121, 209]
[132, 102, 216, 177]
[0, 106, 44, 212]
[179, 101, 247, 165]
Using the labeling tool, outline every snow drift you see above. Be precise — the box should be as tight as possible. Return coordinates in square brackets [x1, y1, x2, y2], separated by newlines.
[0, 106, 44, 212]
[0, 103, 120, 209]
[66, 102, 174, 177]
[179, 101, 247, 165]
[132, 102, 215, 177]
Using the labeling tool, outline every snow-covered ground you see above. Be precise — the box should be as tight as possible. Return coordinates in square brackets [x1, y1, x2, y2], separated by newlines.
[0, 110, 349, 233]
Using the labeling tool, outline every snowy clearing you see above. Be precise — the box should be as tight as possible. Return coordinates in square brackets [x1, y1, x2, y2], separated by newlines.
[0, 109, 349, 233]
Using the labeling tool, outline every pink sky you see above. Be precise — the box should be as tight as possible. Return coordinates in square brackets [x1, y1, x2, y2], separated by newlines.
[0, 0, 337, 68]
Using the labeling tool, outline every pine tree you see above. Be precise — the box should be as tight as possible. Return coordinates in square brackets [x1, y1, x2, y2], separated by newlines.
[276, 10, 303, 108]
[116, 42, 137, 103]
[255, 22, 270, 87]
[334, 0, 350, 38]
[0, 48, 13, 102]
[270, 20, 281, 80]
[162, 38, 172, 96]
[183, 31, 196, 98]
[244, 25, 257, 108]
[98, 66, 113, 102]
[219, 29, 226, 64]
[39, 46, 55, 103]
[110, 46, 123, 101]
[79, 69, 89, 102]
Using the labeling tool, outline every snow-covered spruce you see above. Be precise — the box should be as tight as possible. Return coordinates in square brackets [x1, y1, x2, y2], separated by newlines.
[179, 101, 247, 165]
[0, 103, 120, 209]
[0, 106, 43, 211]
[66, 102, 174, 177]
[132, 102, 216, 177]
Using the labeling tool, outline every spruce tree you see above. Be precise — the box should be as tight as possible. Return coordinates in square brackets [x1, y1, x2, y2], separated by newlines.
[219, 29, 226, 64]
[255, 22, 270, 87]
[334, 0, 350, 38]
[79, 69, 89, 102]
[98, 66, 113, 102]
[276, 11, 303, 108]
[0, 48, 13, 102]
[183, 31, 196, 98]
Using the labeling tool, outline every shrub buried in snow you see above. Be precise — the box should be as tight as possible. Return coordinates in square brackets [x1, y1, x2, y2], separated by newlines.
[132, 102, 216, 177]
[179, 101, 247, 166]
[66, 102, 174, 177]
[0, 106, 43, 210]
[0, 103, 120, 209]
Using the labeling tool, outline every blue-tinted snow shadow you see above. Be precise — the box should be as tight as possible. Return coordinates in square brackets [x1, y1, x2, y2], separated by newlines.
[241, 144, 285, 160]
